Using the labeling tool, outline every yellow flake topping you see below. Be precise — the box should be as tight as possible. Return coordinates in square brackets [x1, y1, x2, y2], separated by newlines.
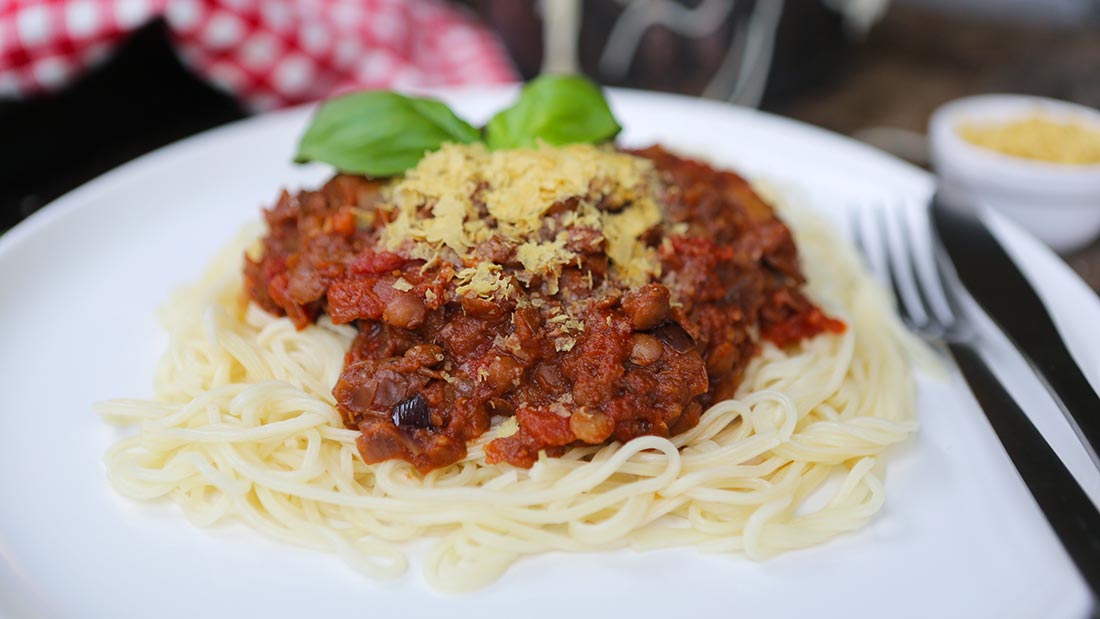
[455, 262, 513, 299]
[380, 142, 664, 297]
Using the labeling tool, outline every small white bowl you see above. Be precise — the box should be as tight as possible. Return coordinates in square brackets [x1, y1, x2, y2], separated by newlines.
[929, 94, 1100, 253]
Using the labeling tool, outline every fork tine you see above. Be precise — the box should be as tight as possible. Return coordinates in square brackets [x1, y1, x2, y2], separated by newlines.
[851, 203, 890, 290]
[903, 202, 958, 327]
[852, 202, 918, 329]
[875, 202, 932, 330]
[862, 200, 941, 334]
[928, 232, 972, 334]
[895, 203, 962, 333]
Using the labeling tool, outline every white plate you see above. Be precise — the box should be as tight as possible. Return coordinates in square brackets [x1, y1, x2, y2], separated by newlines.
[1, 88, 1098, 619]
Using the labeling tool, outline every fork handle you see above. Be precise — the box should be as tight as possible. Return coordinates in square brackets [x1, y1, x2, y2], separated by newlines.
[950, 342, 1100, 605]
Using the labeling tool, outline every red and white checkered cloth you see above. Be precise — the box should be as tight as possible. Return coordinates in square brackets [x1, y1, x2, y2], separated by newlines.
[0, 0, 518, 110]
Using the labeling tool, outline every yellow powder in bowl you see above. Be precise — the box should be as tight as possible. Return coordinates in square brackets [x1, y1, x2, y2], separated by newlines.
[958, 115, 1100, 165]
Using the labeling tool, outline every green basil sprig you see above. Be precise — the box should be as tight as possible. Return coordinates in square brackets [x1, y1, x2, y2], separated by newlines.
[485, 74, 622, 149]
[294, 75, 621, 177]
[295, 91, 480, 177]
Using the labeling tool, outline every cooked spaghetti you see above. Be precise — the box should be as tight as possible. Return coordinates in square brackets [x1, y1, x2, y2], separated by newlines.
[100, 153, 916, 591]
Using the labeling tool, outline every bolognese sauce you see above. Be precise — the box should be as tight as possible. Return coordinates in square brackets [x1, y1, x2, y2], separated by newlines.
[244, 143, 843, 473]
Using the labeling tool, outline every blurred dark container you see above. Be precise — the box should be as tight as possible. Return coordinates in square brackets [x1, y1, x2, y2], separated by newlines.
[465, 0, 852, 106]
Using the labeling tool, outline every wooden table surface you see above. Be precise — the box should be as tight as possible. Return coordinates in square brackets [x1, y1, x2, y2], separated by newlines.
[772, 5, 1100, 294]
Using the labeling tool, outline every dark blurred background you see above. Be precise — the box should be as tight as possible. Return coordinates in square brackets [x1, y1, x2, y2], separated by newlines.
[2, 0, 1099, 287]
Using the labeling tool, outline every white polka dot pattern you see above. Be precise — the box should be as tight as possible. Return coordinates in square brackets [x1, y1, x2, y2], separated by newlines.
[0, 0, 517, 109]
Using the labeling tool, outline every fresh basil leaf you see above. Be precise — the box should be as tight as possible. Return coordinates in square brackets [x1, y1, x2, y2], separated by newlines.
[485, 74, 622, 149]
[295, 91, 480, 177]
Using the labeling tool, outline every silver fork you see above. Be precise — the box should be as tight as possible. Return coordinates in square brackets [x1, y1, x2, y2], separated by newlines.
[850, 201, 1100, 613]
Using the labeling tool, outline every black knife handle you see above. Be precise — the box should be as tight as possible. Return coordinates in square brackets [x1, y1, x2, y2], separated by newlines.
[1024, 339, 1100, 469]
[950, 342, 1100, 603]
[933, 198, 1100, 470]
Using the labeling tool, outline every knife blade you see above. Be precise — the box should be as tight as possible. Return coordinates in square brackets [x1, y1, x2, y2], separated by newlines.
[949, 342, 1100, 607]
[931, 193, 1100, 470]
